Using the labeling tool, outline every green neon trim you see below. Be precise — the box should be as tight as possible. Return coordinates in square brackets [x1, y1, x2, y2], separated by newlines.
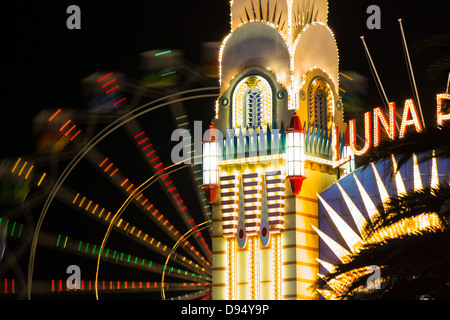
[56, 234, 61, 247]
[105, 248, 110, 257]
[17, 224, 23, 238]
[155, 50, 171, 56]
[10, 222, 16, 237]
[78, 241, 82, 251]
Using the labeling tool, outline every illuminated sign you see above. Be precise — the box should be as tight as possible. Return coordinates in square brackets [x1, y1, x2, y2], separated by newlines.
[333, 94, 450, 164]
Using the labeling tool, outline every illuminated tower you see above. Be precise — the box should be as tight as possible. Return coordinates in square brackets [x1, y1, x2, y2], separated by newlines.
[205, 0, 348, 300]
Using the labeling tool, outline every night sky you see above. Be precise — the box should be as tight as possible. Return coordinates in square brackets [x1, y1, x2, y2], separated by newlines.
[1, 0, 449, 157]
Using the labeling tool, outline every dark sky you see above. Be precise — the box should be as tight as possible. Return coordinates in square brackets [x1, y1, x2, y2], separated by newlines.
[1, 0, 449, 157]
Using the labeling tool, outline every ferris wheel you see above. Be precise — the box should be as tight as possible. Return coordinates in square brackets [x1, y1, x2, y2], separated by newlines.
[0, 44, 222, 300]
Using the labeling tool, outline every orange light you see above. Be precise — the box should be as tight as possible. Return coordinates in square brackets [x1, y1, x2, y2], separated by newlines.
[373, 102, 396, 147]
[48, 109, 61, 122]
[437, 93, 450, 127]
[399, 99, 423, 139]
[332, 126, 339, 162]
[349, 112, 372, 156]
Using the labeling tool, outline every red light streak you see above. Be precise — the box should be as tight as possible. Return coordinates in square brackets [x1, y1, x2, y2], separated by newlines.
[98, 73, 113, 82]
[113, 98, 127, 106]
[138, 137, 149, 145]
[101, 79, 116, 88]
[105, 85, 119, 94]
[70, 130, 81, 141]
[134, 131, 145, 139]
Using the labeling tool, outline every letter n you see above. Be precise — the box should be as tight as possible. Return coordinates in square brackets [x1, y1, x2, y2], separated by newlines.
[373, 102, 396, 147]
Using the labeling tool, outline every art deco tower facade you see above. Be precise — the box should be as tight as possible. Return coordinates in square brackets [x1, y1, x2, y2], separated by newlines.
[205, 0, 349, 300]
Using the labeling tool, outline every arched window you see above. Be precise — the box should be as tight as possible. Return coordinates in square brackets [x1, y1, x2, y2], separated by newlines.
[232, 76, 272, 129]
[314, 89, 327, 128]
[245, 87, 263, 128]
[309, 78, 334, 129]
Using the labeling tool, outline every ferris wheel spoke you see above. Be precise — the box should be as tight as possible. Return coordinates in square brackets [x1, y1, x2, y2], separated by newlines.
[8, 159, 210, 277]
[30, 279, 209, 298]
[111, 78, 212, 261]
[37, 231, 210, 283]
[86, 148, 210, 269]
[169, 100, 213, 235]
[125, 126, 212, 260]
[46, 103, 211, 269]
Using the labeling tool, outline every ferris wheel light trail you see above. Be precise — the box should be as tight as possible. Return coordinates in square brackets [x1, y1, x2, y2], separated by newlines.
[27, 87, 219, 300]
[161, 220, 211, 300]
[94, 155, 209, 300]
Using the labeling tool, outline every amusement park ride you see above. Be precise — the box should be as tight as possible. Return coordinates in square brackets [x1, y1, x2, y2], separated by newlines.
[0, 0, 449, 300]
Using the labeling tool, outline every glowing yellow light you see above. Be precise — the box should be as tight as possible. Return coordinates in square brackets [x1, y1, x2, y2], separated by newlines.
[391, 155, 406, 195]
[412, 153, 423, 191]
[37, 172, 46, 187]
[353, 173, 379, 223]
[431, 150, 439, 189]
[232, 76, 272, 129]
[312, 225, 351, 263]
[11, 158, 21, 173]
[336, 182, 367, 237]
[371, 163, 390, 205]
[318, 194, 362, 252]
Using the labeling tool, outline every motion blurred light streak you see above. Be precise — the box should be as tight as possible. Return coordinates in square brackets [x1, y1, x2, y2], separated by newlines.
[95, 157, 211, 300]
[8, 157, 206, 277]
[28, 89, 218, 299]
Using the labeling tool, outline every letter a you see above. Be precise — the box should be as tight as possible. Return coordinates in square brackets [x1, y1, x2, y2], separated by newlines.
[67, 5, 81, 30]
[366, 5, 381, 30]
[66, 265, 81, 290]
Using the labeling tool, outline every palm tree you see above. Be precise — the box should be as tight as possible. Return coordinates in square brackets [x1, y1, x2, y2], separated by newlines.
[313, 124, 450, 299]
[414, 33, 450, 81]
